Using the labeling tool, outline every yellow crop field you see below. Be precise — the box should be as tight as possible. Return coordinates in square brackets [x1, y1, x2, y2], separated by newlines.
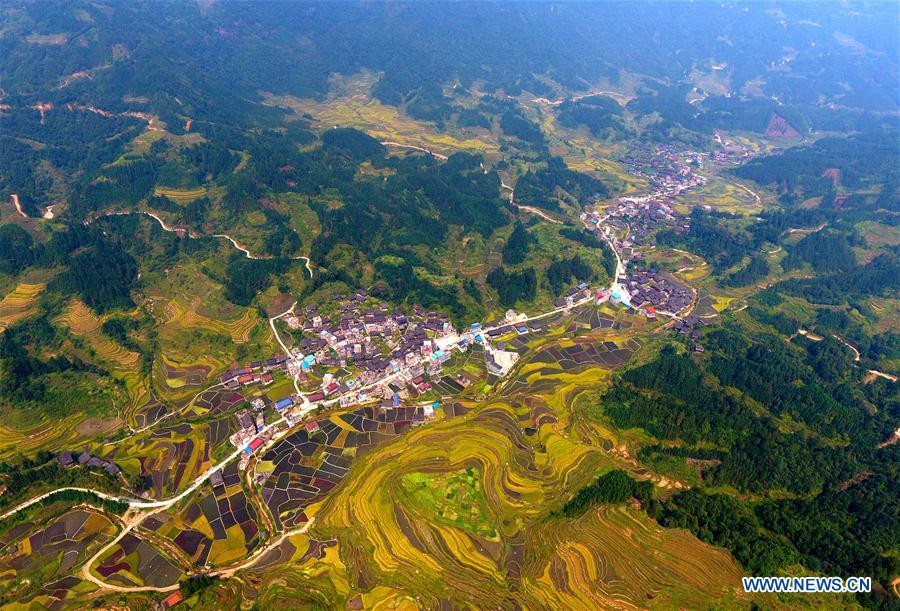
[153, 185, 207, 203]
[263, 74, 497, 157]
[525, 506, 748, 609]
[0, 282, 44, 329]
[168, 297, 257, 343]
[55, 300, 140, 369]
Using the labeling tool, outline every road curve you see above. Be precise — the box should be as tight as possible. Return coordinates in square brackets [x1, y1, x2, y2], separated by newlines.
[91, 210, 314, 277]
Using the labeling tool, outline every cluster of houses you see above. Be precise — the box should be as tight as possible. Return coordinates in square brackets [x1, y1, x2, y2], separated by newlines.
[603, 198, 687, 249]
[673, 313, 710, 351]
[281, 294, 464, 394]
[57, 450, 121, 478]
[710, 132, 759, 166]
[625, 268, 693, 316]
[220, 356, 289, 389]
[622, 142, 707, 197]
[229, 411, 266, 456]
[553, 283, 593, 309]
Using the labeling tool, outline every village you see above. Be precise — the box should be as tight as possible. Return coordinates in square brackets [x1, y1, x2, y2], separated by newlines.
[198, 136, 749, 471]
[219, 139, 739, 466]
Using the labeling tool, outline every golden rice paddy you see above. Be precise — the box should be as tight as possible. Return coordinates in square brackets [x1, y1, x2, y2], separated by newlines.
[0, 282, 44, 329]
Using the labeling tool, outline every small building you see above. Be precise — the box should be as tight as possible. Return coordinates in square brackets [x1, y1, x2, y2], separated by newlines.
[57, 452, 75, 467]
[161, 591, 183, 610]
[237, 374, 255, 386]
[210, 469, 225, 488]
[274, 397, 294, 411]
[237, 410, 256, 432]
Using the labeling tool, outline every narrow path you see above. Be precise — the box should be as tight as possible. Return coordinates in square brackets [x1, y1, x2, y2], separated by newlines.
[380, 141, 448, 160]
[735, 182, 761, 205]
[832, 333, 861, 362]
[9, 194, 27, 219]
[500, 180, 563, 224]
[268, 301, 305, 396]
[212, 517, 316, 578]
[91, 211, 313, 277]
[787, 222, 827, 235]
[80, 511, 179, 593]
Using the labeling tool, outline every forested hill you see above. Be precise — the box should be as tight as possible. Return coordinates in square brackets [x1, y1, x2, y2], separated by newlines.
[3, 1, 898, 122]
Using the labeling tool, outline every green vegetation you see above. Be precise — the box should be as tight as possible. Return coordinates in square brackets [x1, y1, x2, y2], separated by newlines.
[180, 574, 221, 597]
[516, 157, 608, 211]
[591, 327, 898, 598]
[559, 469, 652, 517]
[546, 255, 595, 296]
[0, 2, 897, 608]
[502, 221, 535, 265]
[486, 267, 537, 308]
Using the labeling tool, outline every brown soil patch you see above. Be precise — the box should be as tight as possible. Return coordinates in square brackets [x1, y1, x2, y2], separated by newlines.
[76, 417, 120, 436]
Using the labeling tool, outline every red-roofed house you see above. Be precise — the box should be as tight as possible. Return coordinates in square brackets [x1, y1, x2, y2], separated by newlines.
[161, 591, 183, 609]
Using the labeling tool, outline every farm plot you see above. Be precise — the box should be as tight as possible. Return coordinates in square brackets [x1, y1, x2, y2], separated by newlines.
[155, 462, 261, 567]
[157, 352, 211, 390]
[573, 307, 615, 330]
[153, 185, 206, 203]
[184, 387, 245, 419]
[0, 282, 44, 329]
[399, 467, 497, 538]
[258, 404, 446, 530]
[523, 505, 747, 609]
[55, 300, 140, 369]
[0, 510, 116, 597]
[92, 532, 182, 589]
[165, 295, 258, 343]
[126, 389, 170, 430]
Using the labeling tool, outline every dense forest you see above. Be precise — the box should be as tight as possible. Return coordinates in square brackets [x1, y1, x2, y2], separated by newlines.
[589, 328, 899, 602]
[515, 157, 608, 211]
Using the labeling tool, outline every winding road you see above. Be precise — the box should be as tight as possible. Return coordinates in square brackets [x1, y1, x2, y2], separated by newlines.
[91, 210, 314, 277]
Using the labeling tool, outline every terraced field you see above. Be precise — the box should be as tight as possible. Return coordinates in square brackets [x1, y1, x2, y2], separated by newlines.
[56, 300, 140, 369]
[153, 185, 207, 203]
[263, 74, 497, 158]
[91, 532, 182, 589]
[165, 297, 257, 343]
[0, 509, 116, 598]
[312, 398, 614, 606]
[152, 462, 261, 567]
[100, 416, 236, 499]
[257, 403, 466, 531]
[525, 506, 747, 609]
[0, 282, 44, 329]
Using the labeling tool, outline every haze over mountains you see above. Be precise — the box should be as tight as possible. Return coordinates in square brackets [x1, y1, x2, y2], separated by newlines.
[0, 2, 897, 609]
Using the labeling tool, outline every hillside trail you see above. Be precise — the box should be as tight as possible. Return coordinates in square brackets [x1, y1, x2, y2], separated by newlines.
[90, 210, 313, 277]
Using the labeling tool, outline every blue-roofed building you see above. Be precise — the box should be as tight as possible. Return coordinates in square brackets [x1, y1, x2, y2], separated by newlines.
[471, 323, 482, 330]
[274, 397, 294, 411]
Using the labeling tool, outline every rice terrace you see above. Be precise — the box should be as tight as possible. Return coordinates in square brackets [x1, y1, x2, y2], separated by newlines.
[0, 1, 897, 609]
